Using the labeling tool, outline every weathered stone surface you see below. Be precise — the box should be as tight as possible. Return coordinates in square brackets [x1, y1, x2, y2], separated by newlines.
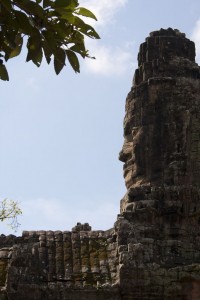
[1, 28, 200, 299]
[1, 227, 119, 300]
[118, 27, 200, 300]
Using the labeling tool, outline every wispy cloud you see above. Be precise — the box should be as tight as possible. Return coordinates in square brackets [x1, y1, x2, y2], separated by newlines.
[191, 19, 200, 63]
[81, 0, 128, 27]
[80, 0, 135, 76]
[84, 44, 135, 76]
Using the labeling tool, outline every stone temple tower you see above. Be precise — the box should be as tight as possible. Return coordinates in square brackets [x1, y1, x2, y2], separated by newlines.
[118, 28, 200, 299]
[1, 28, 200, 300]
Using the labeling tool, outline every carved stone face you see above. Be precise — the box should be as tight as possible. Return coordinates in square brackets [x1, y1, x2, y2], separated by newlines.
[119, 29, 200, 190]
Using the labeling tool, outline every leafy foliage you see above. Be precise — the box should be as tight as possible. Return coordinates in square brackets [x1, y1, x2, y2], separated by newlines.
[0, 199, 22, 230]
[0, 0, 99, 80]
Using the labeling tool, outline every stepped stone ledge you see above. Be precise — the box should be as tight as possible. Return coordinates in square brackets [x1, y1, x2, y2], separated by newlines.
[1, 28, 200, 299]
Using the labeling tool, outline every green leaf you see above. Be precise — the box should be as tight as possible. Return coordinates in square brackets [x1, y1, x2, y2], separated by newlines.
[43, 0, 52, 8]
[70, 43, 87, 58]
[2, 42, 12, 61]
[79, 23, 100, 39]
[43, 30, 57, 52]
[75, 7, 97, 21]
[4, 32, 18, 49]
[55, 9, 74, 21]
[26, 34, 43, 66]
[0, 0, 99, 80]
[3, 10, 19, 29]
[8, 35, 23, 59]
[0, 64, 9, 81]
[42, 40, 52, 64]
[54, 0, 78, 9]
[14, 10, 35, 35]
[69, 31, 84, 43]
[61, 15, 100, 39]
[15, 0, 44, 17]
[32, 47, 43, 66]
[66, 49, 79, 72]
[54, 47, 66, 74]
[9, 44, 22, 59]
[1, 0, 12, 11]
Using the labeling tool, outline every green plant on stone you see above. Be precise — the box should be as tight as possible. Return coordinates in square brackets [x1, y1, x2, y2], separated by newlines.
[0, 199, 22, 230]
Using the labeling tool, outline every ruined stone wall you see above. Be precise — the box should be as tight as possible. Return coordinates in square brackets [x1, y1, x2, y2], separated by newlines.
[0, 224, 119, 300]
[1, 28, 200, 300]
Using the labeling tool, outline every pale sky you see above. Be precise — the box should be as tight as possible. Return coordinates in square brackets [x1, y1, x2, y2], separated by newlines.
[1, 0, 200, 235]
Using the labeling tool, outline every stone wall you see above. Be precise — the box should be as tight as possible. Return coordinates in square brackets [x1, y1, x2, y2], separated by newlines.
[0, 224, 119, 300]
[1, 28, 200, 300]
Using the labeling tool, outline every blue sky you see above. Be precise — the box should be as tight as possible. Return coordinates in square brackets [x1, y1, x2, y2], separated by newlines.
[1, 0, 200, 235]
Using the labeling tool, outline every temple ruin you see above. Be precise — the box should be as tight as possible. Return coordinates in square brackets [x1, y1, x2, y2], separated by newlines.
[1, 28, 200, 299]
